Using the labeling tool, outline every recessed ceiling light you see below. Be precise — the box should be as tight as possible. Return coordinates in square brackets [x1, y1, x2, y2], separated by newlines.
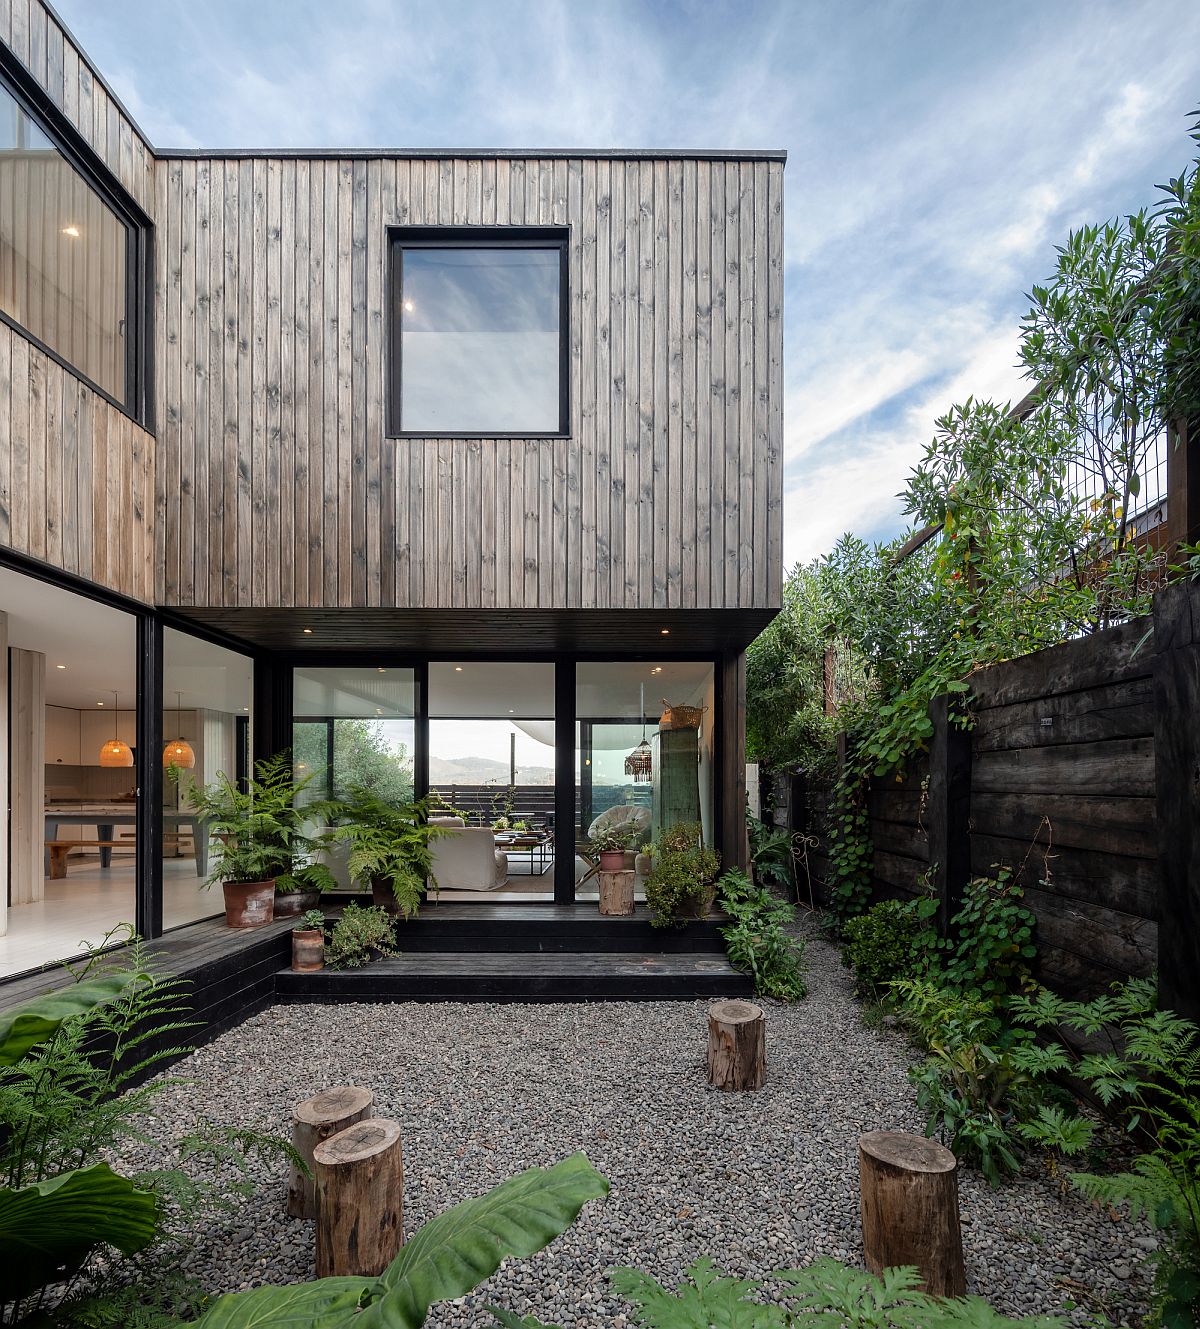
[97, 701, 105, 706]
[403, 299, 414, 312]
[454, 666, 463, 672]
[303, 627, 313, 635]
[660, 628, 670, 635]
[56, 663, 67, 670]
[377, 667, 386, 673]
[243, 706, 249, 712]
[509, 709, 515, 714]
[62, 224, 81, 238]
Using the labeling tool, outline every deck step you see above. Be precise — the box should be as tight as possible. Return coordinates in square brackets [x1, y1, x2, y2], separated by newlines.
[275, 951, 751, 1002]
[333, 902, 728, 955]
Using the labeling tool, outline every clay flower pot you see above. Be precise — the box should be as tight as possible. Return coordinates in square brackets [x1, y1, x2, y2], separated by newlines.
[291, 928, 325, 972]
[598, 850, 627, 872]
[222, 878, 276, 928]
[273, 888, 323, 918]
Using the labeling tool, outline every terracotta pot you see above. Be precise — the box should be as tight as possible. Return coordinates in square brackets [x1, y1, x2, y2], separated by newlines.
[291, 928, 325, 972]
[598, 850, 627, 872]
[222, 878, 276, 928]
[679, 886, 716, 920]
[273, 888, 323, 918]
[371, 876, 399, 914]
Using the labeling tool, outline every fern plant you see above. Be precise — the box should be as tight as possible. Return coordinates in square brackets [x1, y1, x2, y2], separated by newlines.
[328, 788, 448, 917]
[717, 870, 807, 1001]
[491, 1257, 1085, 1328]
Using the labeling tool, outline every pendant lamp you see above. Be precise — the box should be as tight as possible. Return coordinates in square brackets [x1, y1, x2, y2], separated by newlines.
[624, 683, 653, 783]
[162, 691, 196, 769]
[99, 690, 133, 767]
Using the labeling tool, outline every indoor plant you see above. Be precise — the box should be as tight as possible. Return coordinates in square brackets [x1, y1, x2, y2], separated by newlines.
[176, 750, 333, 927]
[644, 821, 720, 928]
[589, 825, 638, 873]
[328, 788, 449, 918]
[291, 909, 326, 972]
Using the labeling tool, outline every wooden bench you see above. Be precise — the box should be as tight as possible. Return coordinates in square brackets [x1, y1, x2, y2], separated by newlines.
[45, 839, 123, 879]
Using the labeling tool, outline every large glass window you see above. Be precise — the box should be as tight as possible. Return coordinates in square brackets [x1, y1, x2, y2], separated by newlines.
[0, 78, 135, 404]
[392, 229, 566, 435]
[575, 661, 716, 898]
[292, 668, 417, 805]
[1, 564, 137, 977]
[162, 629, 253, 930]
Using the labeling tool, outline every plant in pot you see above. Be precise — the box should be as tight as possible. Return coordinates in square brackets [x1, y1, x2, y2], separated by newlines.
[176, 751, 326, 927]
[328, 787, 450, 918]
[326, 902, 398, 969]
[644, 821, 720, 929]
[589, 825, 638, 873]
[292, 908, 326, 972]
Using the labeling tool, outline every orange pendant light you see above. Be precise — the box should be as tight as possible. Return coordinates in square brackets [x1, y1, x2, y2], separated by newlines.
[163, 691, 196, 770]
[99, 690, 133, 767]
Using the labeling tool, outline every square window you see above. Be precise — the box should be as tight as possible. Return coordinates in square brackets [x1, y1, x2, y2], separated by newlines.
[390, 228, 568, 436]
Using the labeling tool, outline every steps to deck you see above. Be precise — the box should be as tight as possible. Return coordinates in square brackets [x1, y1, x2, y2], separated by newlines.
[276, 950, 751, 1002]
[277, 903, 749, 1001]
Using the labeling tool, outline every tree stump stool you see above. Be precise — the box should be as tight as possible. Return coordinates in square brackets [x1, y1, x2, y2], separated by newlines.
[706, 999, 766, 1091]
[314, 1117, 404, 1278]
[858, 1130, 965, 1296]
[598, 869, 635, 916]
[286, 1084, 374, 1220]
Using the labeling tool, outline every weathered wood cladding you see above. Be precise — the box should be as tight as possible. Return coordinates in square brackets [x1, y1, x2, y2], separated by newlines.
[0, 318, 155, 600]
[0, 0, 156, 215]
[152, 154, 784, 612]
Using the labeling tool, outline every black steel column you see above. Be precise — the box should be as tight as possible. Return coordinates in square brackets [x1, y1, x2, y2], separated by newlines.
[414, 661, 429, 801]
[553, 659, 576, 904]
[252, 654, 293, 766]
[135, 614, 163, 939]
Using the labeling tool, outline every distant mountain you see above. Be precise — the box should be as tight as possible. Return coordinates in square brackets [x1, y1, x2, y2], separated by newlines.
[428, 755, 555, 786]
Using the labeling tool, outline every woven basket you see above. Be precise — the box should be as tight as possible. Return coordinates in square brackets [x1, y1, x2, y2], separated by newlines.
[659, 699, 706, 730]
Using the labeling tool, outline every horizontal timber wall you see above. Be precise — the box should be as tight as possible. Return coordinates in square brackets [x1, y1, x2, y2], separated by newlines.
[152, 153, 784, 613]
[784, 581, 1200, 1016]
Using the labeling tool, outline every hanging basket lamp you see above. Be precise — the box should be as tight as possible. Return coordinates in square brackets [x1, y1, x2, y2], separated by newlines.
[99, 690, 133, 767]
[624, 682, 653, 783]
[162, 691, 196, 769]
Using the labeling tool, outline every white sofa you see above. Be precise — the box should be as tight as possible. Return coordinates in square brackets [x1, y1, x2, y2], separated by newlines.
[430, 816, 509, 892]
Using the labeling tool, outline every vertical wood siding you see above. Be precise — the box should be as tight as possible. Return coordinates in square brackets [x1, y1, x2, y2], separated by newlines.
[0, 319, 155, 600]
[154, 155, 785, 612]
[0, 0, 156, 214]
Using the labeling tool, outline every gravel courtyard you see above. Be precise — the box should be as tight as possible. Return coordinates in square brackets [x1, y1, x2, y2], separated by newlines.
[129, 919, 1152, 1327]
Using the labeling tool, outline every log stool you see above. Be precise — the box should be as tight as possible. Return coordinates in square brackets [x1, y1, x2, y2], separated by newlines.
[858, 1130, 964, 1296]
[314, 1118, 404, 1278]
[706, 999, 766, 1091]
[286, 1085, 374, 1219]
[598, 869, 635, 916]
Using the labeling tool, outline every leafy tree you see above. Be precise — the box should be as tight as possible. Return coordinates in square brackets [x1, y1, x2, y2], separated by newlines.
[294, 718, 414, 805]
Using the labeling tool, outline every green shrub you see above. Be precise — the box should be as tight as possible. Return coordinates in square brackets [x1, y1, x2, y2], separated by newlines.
[936, 868, 1037, 996]
[717, 870, 807, 1002]
[325, 903, 397, 969]
[645, 823, 719, 929]
[841, 897, 932, 994]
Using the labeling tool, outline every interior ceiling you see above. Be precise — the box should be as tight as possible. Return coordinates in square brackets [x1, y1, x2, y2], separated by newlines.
[0, 565, 136, 707]
[428, 661, 555, 718]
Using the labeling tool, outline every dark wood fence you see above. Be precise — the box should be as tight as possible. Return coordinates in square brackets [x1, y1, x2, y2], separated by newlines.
[768, 579, 1199, 1018]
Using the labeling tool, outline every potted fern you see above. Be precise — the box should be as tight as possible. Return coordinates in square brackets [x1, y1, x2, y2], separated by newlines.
[176, 751, 332, 928]
[329, 788, 449, 919]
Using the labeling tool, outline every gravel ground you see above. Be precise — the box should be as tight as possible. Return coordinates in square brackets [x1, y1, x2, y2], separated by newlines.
[121, 916, 1152, 1327]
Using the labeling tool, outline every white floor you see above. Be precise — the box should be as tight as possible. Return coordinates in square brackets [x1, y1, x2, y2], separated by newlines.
[0, 857, 220, 977]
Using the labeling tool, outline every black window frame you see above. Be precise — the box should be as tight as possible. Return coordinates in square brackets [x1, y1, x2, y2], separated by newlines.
[0, 46, 154, 428]
[387, 225, 570, 440]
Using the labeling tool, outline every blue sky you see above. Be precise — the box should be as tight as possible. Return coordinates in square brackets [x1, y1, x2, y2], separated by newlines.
[57, 0, 1200, 572]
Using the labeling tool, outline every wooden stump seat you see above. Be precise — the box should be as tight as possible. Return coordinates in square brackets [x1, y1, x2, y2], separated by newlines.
[706, 999, 766, 1091]
[286, 1085, 374, 1220]
[598, 869, 635, 915]
[858, 1130, 965, 1296]
[314, 1117, 404, 1277]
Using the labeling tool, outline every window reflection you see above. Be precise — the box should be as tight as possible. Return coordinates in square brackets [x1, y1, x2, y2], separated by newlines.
[399, 246, 561, 433]
[0, 82, 128, 400]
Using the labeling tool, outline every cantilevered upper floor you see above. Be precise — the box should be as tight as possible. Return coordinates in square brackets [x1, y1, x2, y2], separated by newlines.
[0, 1, 784, 632]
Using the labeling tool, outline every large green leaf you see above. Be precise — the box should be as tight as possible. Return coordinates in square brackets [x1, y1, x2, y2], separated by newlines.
[189, 1280, 373, 1329]
[363, 1153, 608, 1328]
[0, 970, 149, 1066]
[195, 1154, 608, 1329]
[0, 1163, 160, 1301]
